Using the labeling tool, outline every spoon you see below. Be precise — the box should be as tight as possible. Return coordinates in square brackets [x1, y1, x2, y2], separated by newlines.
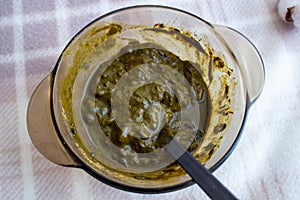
[166, 139, 238, 200]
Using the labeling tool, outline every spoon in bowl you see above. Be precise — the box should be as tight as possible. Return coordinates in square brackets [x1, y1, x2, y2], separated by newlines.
[166, 139, 238, 200]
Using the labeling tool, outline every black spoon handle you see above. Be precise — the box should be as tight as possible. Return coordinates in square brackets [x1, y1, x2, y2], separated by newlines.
[166, 140, 238, 200]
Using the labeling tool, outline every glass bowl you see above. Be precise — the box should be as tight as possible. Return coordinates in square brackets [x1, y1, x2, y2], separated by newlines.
[27, 5, 264, 193]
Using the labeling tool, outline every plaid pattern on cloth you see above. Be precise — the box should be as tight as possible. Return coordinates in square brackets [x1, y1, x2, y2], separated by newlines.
[1, 0, 300, 199]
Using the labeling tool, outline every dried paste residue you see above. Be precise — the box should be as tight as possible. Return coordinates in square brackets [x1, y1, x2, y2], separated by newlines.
[59, 23, 235, 182]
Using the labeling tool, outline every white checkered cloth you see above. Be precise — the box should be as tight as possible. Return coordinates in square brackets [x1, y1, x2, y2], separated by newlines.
[1, 0, 300, 199]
